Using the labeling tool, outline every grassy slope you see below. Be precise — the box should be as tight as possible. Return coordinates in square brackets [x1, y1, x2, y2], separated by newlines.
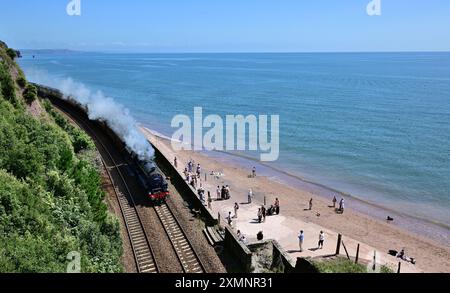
[0, 41, 123, 272]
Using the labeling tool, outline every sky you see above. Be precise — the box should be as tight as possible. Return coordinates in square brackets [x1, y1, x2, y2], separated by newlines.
[0, 0, 449, 52]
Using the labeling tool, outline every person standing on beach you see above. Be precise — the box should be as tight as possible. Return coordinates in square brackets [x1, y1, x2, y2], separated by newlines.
[174, 156, 177, 168]
[339, 198, 345, 214]
[252, 167, 256, 178]
[275, 198, 280, 215]
[193, 175, 198, 188]
[318, 231, 325, 249]
[262, 206, 266, 222]
[225, 185, 230, 199]
[257, 208, 262, 223]
[227, 211, 233, 226]
[332, 196, 337, 208]
[216, 186, 221, 200]
[309, 198, 313, 210]
[248, 189, 253, 204]
[298, 230, 304, 252]
[196, 164, 202, 176]
[234, 202, 239, 218]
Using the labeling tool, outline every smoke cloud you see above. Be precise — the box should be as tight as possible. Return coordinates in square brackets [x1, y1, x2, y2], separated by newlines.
[26, 69, 155, 160]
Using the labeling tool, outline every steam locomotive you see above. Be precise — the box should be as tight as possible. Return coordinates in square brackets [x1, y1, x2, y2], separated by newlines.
[125, 147, 169, 205]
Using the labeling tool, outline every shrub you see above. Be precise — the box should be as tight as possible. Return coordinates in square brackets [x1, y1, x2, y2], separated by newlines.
[17, 76, 27, 88]
[312, 257, 367, 273]
[23, 83, 37, 104]
[6, 48, 17, 60]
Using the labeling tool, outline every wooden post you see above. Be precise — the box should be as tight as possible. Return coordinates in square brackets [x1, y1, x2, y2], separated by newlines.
[397, 262, 401, 273]
[372, 251, 377, 271]
[355, 243, 360, 263]
[336, 234, 342, 255]
[264, 196, 266, 206]
[342, 240, 350, 260]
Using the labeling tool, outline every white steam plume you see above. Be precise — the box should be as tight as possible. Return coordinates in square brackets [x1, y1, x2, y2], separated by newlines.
[26, 69, 155, 160]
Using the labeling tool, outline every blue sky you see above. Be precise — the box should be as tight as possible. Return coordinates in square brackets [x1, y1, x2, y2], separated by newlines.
[1, 0, 449, 52]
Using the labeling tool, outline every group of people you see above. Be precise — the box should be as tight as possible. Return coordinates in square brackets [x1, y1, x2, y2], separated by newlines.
[217, 185, 231, 200]
[297, 230, 325, 252]
[332, 196, 345, 213]
[307, 196, 346, 214]
[256, 198, 280, 223]
[183, 160, 203, 190]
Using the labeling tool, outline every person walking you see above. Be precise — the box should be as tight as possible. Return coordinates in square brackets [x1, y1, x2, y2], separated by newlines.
[262, 206, 266, 222]
[234, 202, 239, 218]
[309, 198, 313, 210]
[318, 231, 325, 249]
[248, 189, 253, 204]
[252, 167, 256, 178]
[298, 230, 304, 252]
[174, 156, 178, 168]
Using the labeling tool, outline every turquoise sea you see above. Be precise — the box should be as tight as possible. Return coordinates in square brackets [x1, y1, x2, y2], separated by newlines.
[19, 52, 450, 240]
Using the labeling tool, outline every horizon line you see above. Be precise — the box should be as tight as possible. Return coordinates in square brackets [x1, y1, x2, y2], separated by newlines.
[18, 48, 450, 54]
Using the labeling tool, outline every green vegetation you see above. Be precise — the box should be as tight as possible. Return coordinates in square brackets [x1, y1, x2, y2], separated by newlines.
[0, 41, 123, 272]
[380, 264, 395, 273]
[6, 48, 17, 60]
[312, 257, 395, 273]
[0, 60, 18, 105]
[312, 258, 368, 273]
[23, 83, 37, 104]
[16, 76, 27, 88]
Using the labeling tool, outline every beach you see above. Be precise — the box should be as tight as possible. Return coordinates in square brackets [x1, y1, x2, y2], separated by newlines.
[141, 127, 450, 273]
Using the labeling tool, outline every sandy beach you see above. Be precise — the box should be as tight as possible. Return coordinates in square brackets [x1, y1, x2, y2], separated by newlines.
[141, 127, 450, 273]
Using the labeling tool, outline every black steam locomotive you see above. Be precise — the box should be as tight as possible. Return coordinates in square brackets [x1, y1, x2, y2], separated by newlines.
[125, 147, 169, 205]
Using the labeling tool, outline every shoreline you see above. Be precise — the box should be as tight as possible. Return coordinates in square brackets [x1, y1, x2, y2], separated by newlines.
[141, 125, 450, 273]
[144, 126, 450, 247]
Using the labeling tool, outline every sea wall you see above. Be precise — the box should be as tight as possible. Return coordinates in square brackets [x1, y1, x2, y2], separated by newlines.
[150, 144, 218, 226]
[223, 226, 253, 272]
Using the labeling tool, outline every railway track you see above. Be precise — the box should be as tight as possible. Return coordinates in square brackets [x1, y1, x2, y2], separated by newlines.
[154, 203, 206, 273]
[51, 97, 206, 273]
[52, 102, 159, 273]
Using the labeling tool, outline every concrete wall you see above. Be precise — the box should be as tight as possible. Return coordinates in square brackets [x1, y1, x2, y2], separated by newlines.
[223, 226, 253, 272]
[150, 144, 218, 226]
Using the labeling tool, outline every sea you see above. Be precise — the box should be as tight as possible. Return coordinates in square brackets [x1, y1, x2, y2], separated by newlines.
[19, 51, 450, 244]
